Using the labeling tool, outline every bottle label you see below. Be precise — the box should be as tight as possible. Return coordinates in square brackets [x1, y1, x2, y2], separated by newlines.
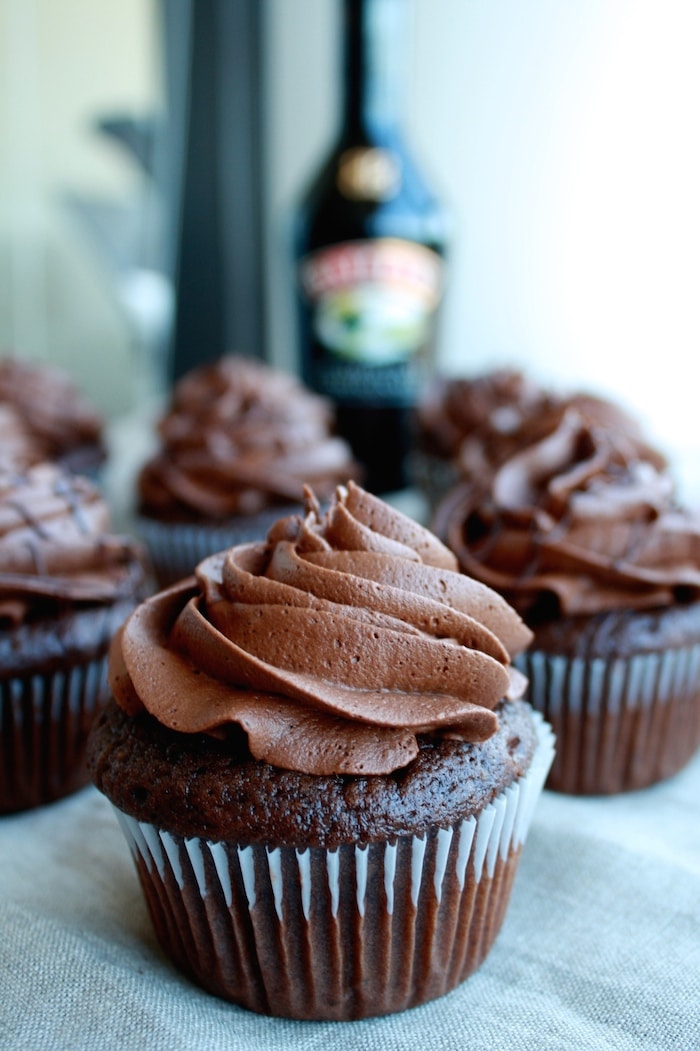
[299, 238, 443, 405]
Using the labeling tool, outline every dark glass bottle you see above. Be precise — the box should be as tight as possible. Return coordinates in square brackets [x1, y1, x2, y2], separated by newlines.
[294, 0, 449, 494]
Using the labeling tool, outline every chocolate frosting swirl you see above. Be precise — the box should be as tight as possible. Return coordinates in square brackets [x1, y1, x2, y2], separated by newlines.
[0, 462, 146, 628]
[418, 368, 665, 484]
[434, 407, 700, 618]
[138, 356, 361, 520]
[0, 356, 104, 464]
[418, 369, 556, 464]
[112, 482, 532, 775]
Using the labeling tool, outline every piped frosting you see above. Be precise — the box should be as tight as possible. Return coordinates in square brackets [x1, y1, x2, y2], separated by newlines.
[112, 482, 532, 775]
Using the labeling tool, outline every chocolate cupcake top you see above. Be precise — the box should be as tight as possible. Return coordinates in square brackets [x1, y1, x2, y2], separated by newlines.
[433, 406, 700, 619]
[0, 461, 146, 629]
[137, 355, 361, 521]
[417, 368, 663, 484]
[417, 369, 556, 466]
[111, 482, 532, 776]
[0, 356, 105, 469]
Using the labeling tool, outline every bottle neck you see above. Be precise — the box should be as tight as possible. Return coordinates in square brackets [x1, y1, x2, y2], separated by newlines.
[342, 0, 407, 143]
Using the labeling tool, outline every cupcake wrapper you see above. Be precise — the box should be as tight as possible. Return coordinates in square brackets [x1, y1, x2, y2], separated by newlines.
[113, 713, 554, 1020]
[517, 645, 700, 794]
[136, 507, 302, 587]
[0, 654, 110, 813]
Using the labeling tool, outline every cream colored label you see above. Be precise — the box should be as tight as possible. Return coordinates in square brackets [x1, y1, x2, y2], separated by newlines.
[300, 238, 443, 367]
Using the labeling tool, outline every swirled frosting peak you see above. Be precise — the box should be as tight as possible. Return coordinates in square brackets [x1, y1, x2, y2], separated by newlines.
[111, 482, 533, 775]
[418, 369, 555, 463]
[417, 369, 667, 489]
[138, 355, 361, 519]
[0, 462, 145, 627]
[434, 407, 700, 618]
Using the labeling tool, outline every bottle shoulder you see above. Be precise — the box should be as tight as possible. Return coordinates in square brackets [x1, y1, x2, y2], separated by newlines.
[295, 137, 449, 255]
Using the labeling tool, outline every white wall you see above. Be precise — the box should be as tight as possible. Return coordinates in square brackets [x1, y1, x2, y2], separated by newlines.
[266, 0, 700, 500]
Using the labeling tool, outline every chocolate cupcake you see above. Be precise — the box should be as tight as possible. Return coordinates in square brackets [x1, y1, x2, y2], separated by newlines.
[0, 461, 147, 813]
[87, 482, 554, 1020]
[433, 403, 700, 794]
[0, 355, 106, 475]
[136, 355, 361, 586]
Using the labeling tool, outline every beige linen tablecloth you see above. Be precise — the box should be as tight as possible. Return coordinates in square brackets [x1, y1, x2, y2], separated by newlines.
[1, 749, 699, 1051]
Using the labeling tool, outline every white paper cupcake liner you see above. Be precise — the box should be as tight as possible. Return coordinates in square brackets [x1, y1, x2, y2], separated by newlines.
[136, 507, 302, 587]
[0, 653, 110, 813]
[516, 645, 700, 794]
[113, 712, 554, 1020]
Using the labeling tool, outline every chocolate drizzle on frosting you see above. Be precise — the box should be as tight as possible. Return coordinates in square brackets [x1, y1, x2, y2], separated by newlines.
[112, 482, 532, 775]
[0, 462, 145, 627]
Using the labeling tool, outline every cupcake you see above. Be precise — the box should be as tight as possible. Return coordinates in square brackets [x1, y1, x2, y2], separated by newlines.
[0, 461, 147, 813]
[433, 403, 700, 794]
[136, 354, 361, 586]
[87, 481, 554, 1020]
[0, 355, 106, 475]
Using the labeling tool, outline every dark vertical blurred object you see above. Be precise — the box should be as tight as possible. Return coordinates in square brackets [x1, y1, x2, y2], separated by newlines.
[92, 0, 267, 391]
[162, 0, 266, 381]
[293, 0, 450, 494]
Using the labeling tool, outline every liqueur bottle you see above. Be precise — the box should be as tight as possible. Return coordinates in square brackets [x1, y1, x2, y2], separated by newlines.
[294, 0, 449, 494]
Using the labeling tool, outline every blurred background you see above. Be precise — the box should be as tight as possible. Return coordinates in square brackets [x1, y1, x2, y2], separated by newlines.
[1, 0, 699, 495]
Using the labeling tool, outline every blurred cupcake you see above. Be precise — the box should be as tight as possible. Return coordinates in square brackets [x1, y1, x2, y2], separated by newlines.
[0, 404, 46, 467]
[433, 403, 700, 794]
[136, 355, 361, 586]
[0, 355, 106, 475]
[88, 481, 553, 1020]
[413, 368, 557, 508]
[413, 368, 658, 513]
[0, 461, 147, 813]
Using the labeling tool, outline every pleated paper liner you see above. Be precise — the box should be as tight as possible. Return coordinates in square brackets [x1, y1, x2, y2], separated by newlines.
[0, 653, 110, 813]
[113, 712, 555, 1020]
[517, 645, 700, 794]
[135, 507, 303, 588]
